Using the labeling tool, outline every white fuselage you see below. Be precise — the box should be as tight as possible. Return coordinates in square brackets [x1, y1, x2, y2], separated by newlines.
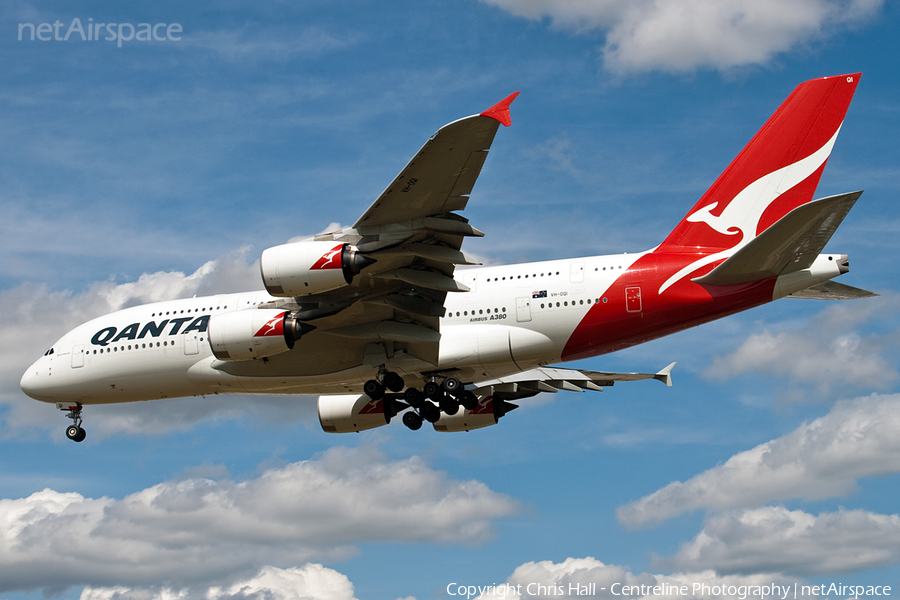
[20, 249, 844, 406]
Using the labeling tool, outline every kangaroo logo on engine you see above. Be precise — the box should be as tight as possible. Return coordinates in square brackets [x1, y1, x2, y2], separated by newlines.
[254, 312, 287, 337]
[311, 244, 343, 270]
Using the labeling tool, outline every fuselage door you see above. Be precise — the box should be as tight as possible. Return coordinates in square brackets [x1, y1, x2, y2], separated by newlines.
[516, 297, 532, 323]
[625, 286, 642, 313]
[183, 332, 200, 355]
[71, 344, 85, 369]
[570, 261, 584, 283]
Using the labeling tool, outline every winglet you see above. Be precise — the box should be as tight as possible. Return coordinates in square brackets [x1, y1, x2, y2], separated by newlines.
[654, 362, 676, 387]
[480, 92, 520, 127]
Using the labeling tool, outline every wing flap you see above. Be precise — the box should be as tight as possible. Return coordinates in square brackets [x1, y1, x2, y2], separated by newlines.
[472, 363, 675, 400]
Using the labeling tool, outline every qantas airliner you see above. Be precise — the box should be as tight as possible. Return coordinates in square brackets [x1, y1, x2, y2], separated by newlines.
[21, 74, 875, 442]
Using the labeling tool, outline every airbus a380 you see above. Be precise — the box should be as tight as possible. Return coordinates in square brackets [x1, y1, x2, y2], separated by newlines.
[21, 74, 875, 442]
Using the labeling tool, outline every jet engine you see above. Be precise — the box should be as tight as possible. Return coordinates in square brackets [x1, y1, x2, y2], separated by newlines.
[318, 394, 404, 433]
[432, 396, 518, 432]
[260, 241, 374, 297]
[207, 309, 313, 361]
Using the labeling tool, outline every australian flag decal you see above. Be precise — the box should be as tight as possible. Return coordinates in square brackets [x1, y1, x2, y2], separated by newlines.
[532, 290, 547, 299]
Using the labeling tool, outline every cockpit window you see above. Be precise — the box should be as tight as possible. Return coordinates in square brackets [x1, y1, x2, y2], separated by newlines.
[43, 348, 54, 356]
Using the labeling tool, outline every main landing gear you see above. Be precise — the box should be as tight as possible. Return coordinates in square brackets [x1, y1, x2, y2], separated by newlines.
[363, 372, 479, 431]
[60, 403, 86, 442]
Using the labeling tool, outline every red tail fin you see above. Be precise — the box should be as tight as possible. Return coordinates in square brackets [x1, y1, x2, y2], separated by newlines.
[658, 74, 860, 254]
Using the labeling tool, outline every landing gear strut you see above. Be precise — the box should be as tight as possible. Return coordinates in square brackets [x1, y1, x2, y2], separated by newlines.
[60, 403, 86, 442]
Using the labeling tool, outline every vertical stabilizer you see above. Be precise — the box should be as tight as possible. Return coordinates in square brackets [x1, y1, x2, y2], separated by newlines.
[658, 74, 860, 254]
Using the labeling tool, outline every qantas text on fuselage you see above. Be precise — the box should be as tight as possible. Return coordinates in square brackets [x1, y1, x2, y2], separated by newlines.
[21, 74, 875, 441]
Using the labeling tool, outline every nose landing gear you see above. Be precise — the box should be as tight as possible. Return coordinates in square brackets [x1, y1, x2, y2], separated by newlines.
[58, 402, 86, 442]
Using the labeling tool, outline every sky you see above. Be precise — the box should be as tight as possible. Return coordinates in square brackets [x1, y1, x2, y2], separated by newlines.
[2, 0, 900, 599]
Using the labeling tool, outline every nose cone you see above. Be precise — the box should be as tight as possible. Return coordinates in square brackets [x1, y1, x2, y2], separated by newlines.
[20, 358, 56, 402]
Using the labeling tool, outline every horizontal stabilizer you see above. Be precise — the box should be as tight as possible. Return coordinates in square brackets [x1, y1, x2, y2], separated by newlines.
[788, 280, 878, 300]
[694, 191, 862, 286]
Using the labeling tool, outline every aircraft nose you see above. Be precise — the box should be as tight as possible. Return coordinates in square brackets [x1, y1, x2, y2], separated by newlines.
[20, 358, 55, 402]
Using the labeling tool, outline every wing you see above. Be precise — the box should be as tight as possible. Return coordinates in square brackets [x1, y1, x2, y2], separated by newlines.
[470, 363, 676, 400]
[277, 93, 519, 366]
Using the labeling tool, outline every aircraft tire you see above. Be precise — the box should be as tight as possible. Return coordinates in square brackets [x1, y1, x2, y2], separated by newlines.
[402, 411, 423, 431]
[423, 381, 441, 400]
[439, 396, 460, 416]
[460, 391, 478, 411]
[363, 379, 385, 400]
[443, 377, 462, 395]
[66, 425, 86, 442]
[403, 387, 424, 408]
[384, 371, 405, 393]
[421, 401, 441, 423]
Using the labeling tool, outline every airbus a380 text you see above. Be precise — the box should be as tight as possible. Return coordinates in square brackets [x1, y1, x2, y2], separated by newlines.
[21, 74, 874, 442]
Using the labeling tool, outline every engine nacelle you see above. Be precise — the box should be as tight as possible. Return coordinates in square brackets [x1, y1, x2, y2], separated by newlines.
[260, 241, 374, 297]
[207, 309, 313, 361]
[432, 396, 518, 432]
[318, 394, 400, 433]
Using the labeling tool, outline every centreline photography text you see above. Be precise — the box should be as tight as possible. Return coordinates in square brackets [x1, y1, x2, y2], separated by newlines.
[446, 581, 894, 599]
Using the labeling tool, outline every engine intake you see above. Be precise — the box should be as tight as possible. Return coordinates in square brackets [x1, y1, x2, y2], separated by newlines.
[207, 309, 314, 361]
[260, 241, 375, 298]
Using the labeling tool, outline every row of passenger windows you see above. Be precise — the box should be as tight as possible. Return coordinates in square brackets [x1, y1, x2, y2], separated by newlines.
[540, 298, 606, 308]
[90, 337, 205, 354]
[449, 308, 507, 317]
[481, 265, 624, 283]
[151, 306, 226, 317]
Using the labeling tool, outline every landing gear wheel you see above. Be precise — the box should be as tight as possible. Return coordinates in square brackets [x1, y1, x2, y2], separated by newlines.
[363, 379, 385, 400]
[442, 377, 462, 395]
[420, 401, 441, 423]
[402, 411, 423, 431]
[61, 403, 86, 443]
[403, 387, 424, 408]
[383, 371, 405, 393]
[423, 381, 441, 400]
[66, 425, 86, 442]
[460, 391, 478, 411]
[439, 395, 460, 416]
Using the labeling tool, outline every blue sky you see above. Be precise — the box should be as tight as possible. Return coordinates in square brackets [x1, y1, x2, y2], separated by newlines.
[2, 1, 900, 599]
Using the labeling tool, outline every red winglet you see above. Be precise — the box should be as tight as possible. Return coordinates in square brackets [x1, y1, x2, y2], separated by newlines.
[480, 91, 520, 127]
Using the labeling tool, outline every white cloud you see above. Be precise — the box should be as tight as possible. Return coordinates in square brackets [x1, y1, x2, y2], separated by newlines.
[617, 393, 900, 527]
[481, 0, 883, 73]
[703, 295, 900, 398]
[0, 446, 518, 595]
[477, 556, 807, 599]
[81, 564, 358, 600]
[0, 247, 275, 437]
[659, 506, 900, 577]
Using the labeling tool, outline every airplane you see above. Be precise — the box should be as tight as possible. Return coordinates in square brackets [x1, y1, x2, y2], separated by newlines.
[21, 73, 875, 442]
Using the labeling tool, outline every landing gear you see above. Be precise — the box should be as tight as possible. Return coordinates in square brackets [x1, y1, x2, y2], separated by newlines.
[363, 370, 406, 400]
[60, 403, 86, 442]
[365, 369, 474, 431]
[396, 375, 472, 430]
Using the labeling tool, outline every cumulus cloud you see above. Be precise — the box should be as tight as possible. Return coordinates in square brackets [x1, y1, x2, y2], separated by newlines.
[477, 556, 807, 599]
[481, 0, 883, 73]
[703, 296, 900, 398]
[81, 564, 358, 600]
[0, 247, 284, 437]
[659, 506, 900, 576]
[617, 393, 900, 527]
[0, 446, 518, 595]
